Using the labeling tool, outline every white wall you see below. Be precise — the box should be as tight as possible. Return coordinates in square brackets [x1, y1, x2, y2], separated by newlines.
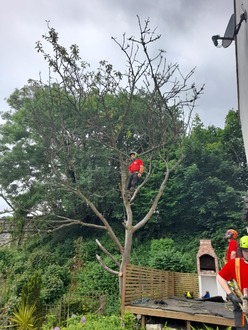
[198, 275, 226, 299]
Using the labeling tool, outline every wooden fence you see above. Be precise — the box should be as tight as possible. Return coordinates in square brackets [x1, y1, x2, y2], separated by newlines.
[122, 264, 199, 306]
[44, 292, 108, 322]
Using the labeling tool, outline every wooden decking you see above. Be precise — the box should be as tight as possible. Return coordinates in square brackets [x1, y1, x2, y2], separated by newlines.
[124, 297, 235, 330]
[121, 264, 235, 329]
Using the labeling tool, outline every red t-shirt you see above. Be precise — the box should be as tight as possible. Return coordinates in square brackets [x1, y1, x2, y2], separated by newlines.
[226, 239, 238, 262]
[128, 159, 144, 173]
[218, 258, 248, 291]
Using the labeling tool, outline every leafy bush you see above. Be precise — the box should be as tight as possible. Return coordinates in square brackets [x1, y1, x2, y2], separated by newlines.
[49, 238, 76, 264]
[76, 260, 119, 295]
[41, 275, 65, 304]
[78, 239, 98, 262]
[49, 312, 138, 330]
[28, 250, 57, 270]
[148, 238, 194, 272]
[0, 248, 19, 277]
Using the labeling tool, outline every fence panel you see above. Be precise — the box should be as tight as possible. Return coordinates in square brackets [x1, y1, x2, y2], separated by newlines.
[123, 264, 199, 306]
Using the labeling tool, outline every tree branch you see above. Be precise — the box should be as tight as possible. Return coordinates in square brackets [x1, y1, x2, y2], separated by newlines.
[96, 254, 119, 276]
[49, 215, 106, 231]
[61, 183, 124, 255]
[0, 193, 15, 212]
[133, 154, 184, 232]
[96, 239, 121, 266]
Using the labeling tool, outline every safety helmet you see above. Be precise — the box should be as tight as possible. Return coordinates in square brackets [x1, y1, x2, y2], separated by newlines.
[129, 150, 137, 156]
[240, 236, 248, 249]
[224, 229, 238, 240]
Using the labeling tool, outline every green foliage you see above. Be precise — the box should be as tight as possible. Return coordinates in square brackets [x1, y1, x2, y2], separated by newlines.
[28, 250, 57, 270]
[121, 312, 137, 330]
[148, 238, 195, 272]
[0, 248, 19, 278]
[40, 275, 65, 304]
[0, 248, 26, 306]
[190, 326, 232, 330]
[143, 111, 248, 239]
[21, 272, 42, 312]
[40, 312, 57, 330]
[76, 259, 119, 295]
[9, 303, 39, 330]
[49, 312, 138, 330]
[0, 235, 75, 309]
[131, 239, 151, 266]
[40, 264, 70, 304]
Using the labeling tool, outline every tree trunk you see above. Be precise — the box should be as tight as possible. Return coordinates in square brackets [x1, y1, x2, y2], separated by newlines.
[119, 224, 134, 295]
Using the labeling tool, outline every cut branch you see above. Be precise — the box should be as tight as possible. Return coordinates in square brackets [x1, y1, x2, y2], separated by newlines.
[96, 239, 121, 266]
[96, 254, 119, 275]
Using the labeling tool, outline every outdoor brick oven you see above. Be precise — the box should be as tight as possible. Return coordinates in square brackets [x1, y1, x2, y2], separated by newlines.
[196, 239, 225, 299]
[197, 239, 219, 274]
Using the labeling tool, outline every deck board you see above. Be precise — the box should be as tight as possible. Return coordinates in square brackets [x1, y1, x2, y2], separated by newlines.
[124, 297, 235, 329]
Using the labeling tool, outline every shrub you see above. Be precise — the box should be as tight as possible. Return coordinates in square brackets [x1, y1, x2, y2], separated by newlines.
[0, 248, 19, 278]
[76, 260, 119, 295]
[41, 275, 65, 304]
[28, 250, 57, 270]
[50, 312, 138, 330]
[148, 238, 194, 272]
[40, 264, 70, 304]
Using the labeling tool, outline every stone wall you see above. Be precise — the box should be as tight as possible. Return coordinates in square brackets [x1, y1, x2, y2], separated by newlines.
[0, 217, 37, 247]
[0, 218, 12, 247]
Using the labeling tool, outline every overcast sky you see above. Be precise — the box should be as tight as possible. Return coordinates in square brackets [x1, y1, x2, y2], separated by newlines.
[0, 0, 238, 213]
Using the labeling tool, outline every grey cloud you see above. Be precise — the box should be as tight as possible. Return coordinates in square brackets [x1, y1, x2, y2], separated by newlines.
[1, 0, 237, 124]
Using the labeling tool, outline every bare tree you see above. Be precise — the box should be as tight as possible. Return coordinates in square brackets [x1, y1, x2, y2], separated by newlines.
[2, 17, 203, 293]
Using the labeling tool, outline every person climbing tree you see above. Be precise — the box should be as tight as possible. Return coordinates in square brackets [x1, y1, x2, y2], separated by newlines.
[127, 151, 144, 201]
